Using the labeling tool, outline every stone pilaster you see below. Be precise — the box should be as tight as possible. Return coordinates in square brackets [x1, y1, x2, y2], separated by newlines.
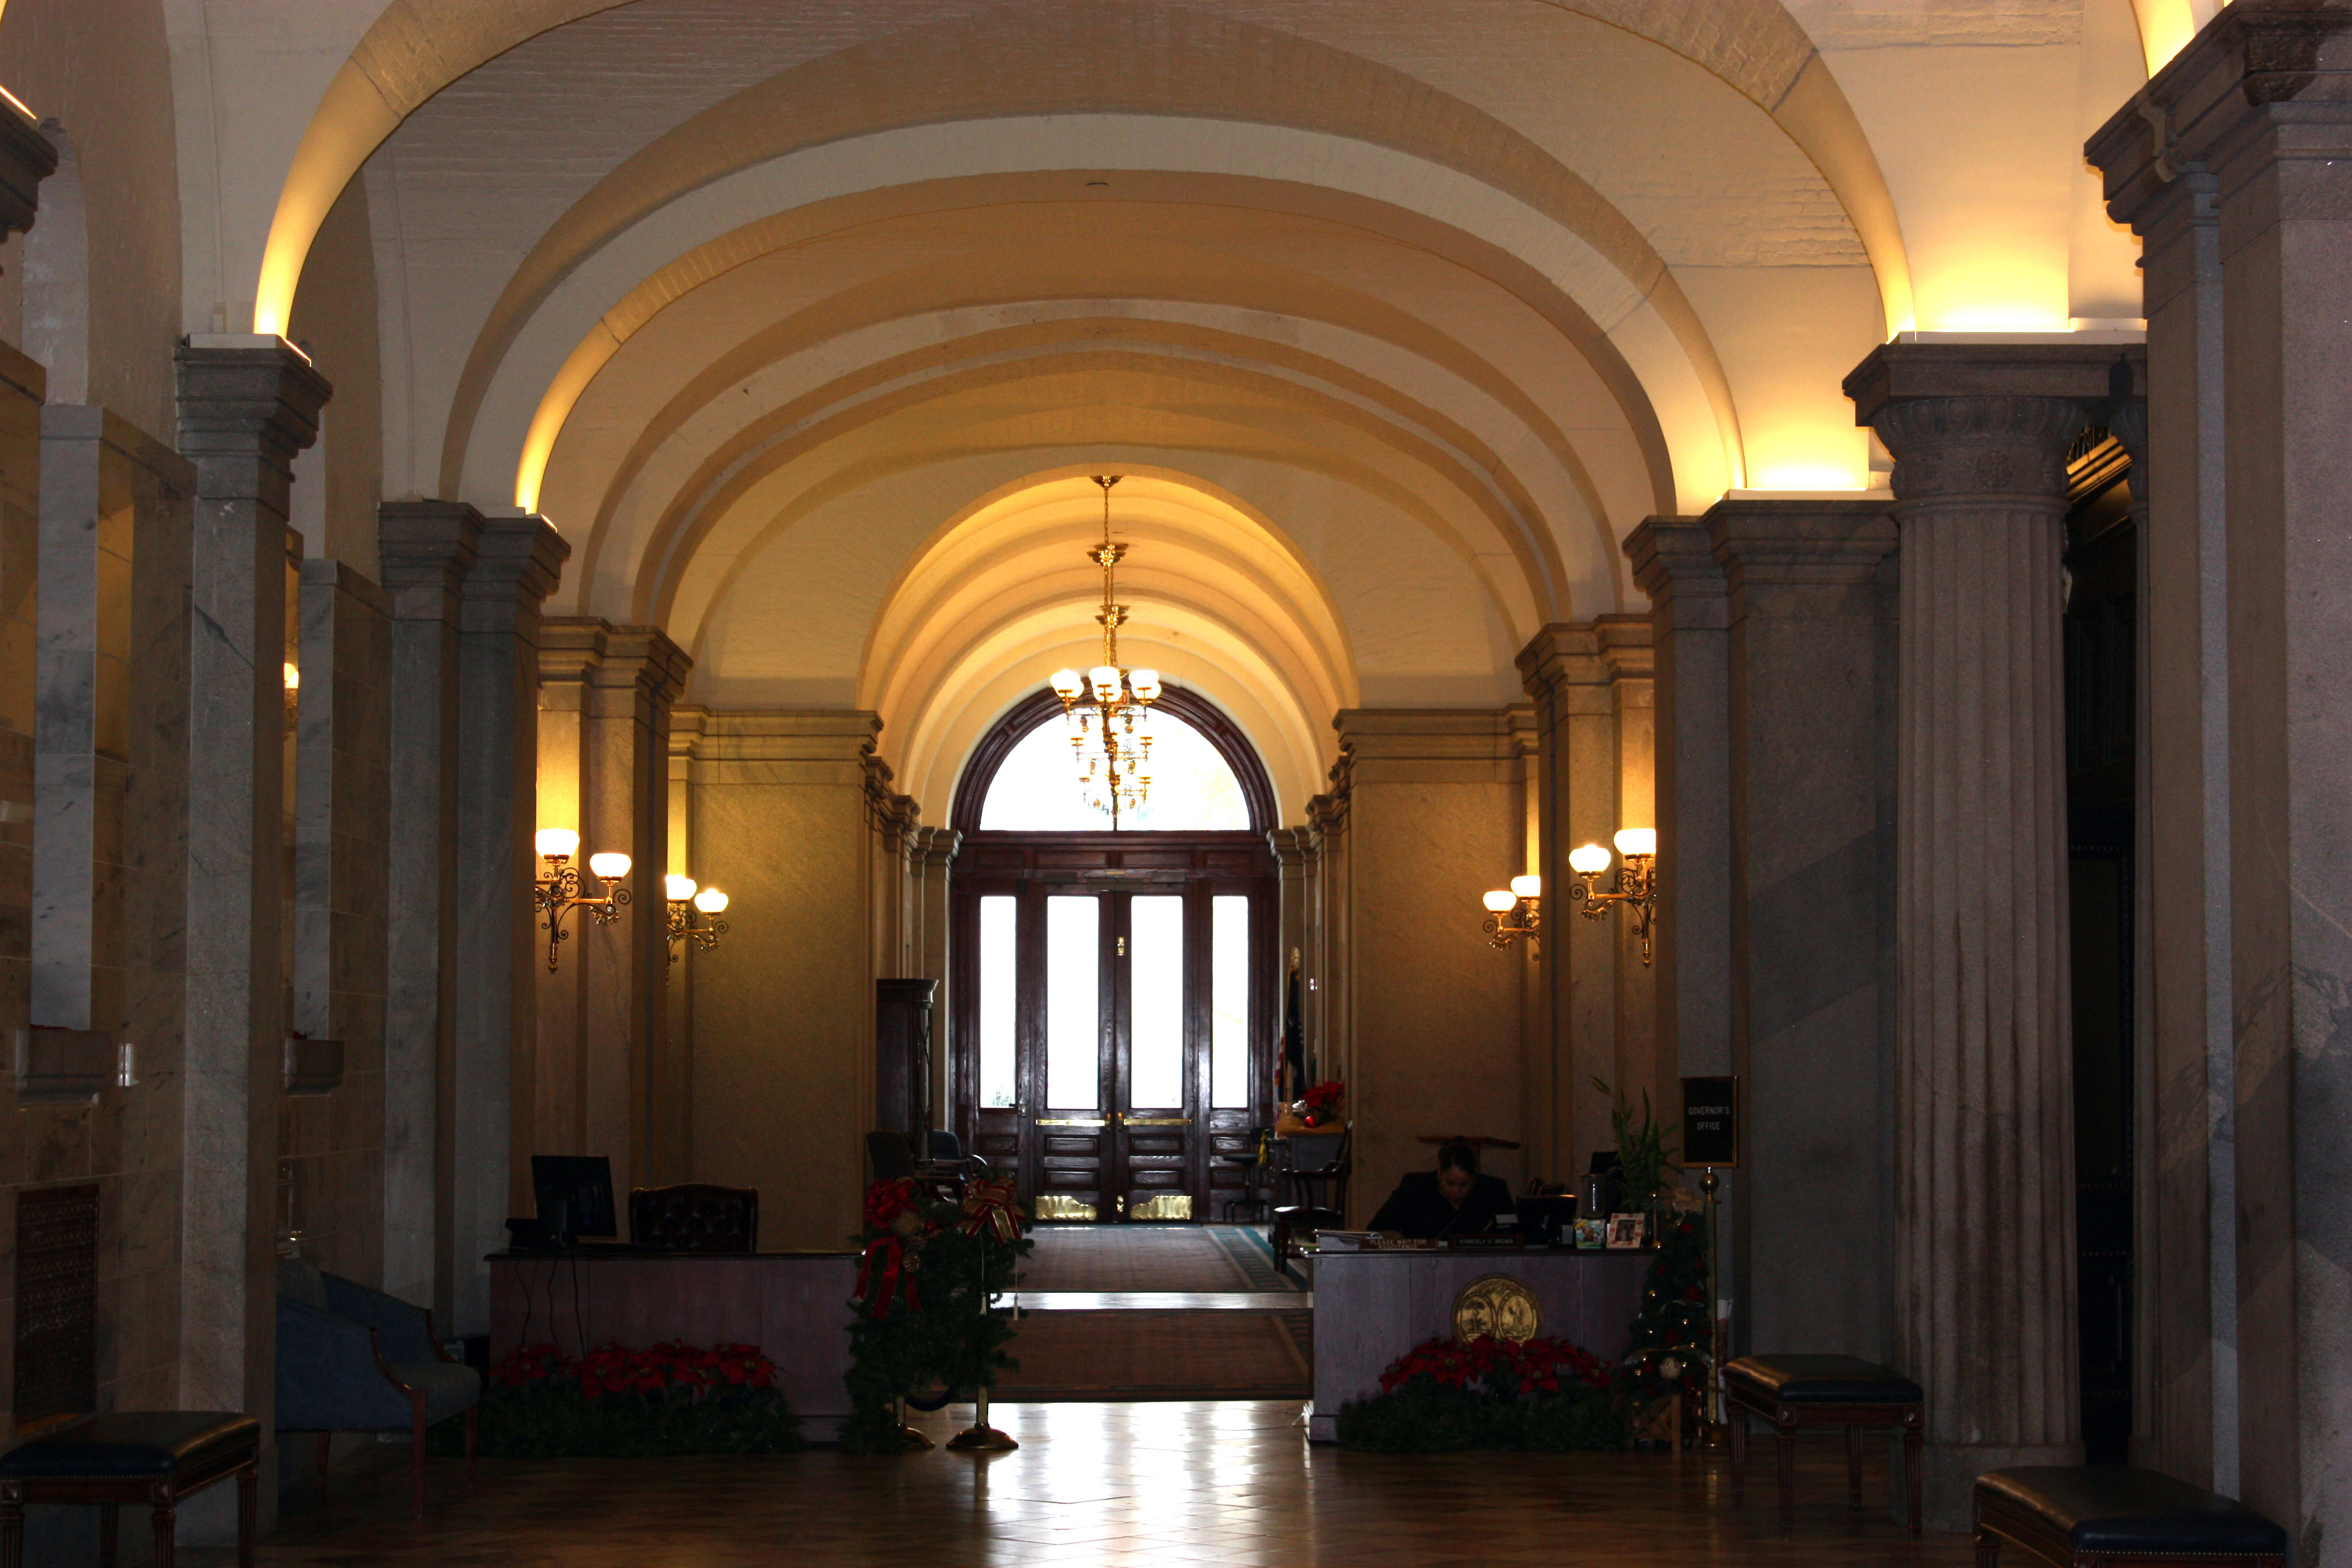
[1516, 620, 1656, 1184]
[1326, 710, 1529, 1218]
[172, 333, 329, 1505]
[533, 618, 688, 1204]
[677, 710, 880, 1245]
[906, 824, 960, 1125]
[288, 560, 390, 1284]
[450, 514, 567, 1333]
[1710, 497, 1899, 1370]
[375, 501, 478, 1314]
[1847, 340, 2133, 1525]
[2094, 8, 2352, 1548]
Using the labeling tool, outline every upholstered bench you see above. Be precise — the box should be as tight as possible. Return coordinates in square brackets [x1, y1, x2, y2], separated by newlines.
[1725, 1354, 1924, 1537]
[1974, 1467, 2288, 1567]
[0, 1412, 258, 1568]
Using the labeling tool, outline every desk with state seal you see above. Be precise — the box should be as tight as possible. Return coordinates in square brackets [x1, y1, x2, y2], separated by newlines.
[1305, 1250, 1651, 1441]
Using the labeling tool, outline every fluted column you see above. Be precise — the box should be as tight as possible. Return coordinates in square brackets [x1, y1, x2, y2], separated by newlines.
[173, 334, 329, 1509]
[1848, 341, 2137, 1524]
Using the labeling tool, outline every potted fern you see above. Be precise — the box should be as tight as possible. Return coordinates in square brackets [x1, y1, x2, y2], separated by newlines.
[1592, 1078, 1679, 1240]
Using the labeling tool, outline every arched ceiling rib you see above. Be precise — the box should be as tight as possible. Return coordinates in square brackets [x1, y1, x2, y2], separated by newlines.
[256, 0, 1915, 339]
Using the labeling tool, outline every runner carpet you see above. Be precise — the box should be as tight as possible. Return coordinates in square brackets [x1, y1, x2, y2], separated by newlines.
[995, 1309, 1313, 1401]
[1014, 1223, 1301, 1293]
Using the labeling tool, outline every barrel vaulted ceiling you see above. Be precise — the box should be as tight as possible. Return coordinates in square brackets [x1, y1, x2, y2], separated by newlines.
[208, 0, 2163, 818]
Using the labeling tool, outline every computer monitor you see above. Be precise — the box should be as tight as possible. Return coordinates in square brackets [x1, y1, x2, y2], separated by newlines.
[531, 1155, 617, 1240]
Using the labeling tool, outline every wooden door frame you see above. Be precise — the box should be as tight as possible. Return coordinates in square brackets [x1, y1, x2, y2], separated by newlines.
[951, 835, 1277, 1221]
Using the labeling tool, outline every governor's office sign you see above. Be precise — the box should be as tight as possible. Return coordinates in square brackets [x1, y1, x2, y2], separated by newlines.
[1681, 1076, 1738, 1168]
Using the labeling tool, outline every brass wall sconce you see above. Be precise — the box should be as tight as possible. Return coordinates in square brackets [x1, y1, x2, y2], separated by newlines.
[665, 874, 731, 963]
[1480, 874, 1543, 952]
[535, 827, 630, 971]
[1567, 827, 1658, 966]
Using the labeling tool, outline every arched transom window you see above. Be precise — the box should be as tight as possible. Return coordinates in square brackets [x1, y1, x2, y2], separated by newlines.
[978, 709, 1250, 831]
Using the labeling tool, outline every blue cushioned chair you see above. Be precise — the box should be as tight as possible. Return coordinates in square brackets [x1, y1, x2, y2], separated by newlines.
[275, 1259, 478, 1519]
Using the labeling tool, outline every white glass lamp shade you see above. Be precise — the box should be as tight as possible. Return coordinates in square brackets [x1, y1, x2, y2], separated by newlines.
[1613, 827, 1658, 859]
[665, 874, 698, 902]
[587, 851, 631, 880]
[693, 886, 729, 914]
[535, 827, 580, 861]
[1049, 668, 1084, 700]
[1089, 666, 1122, 703]
[1482, 889, 1518, 913]
[1567, 842, 1611, 876]
[1129, 668, 1162, 702]
[1510, 874, 1542, 900]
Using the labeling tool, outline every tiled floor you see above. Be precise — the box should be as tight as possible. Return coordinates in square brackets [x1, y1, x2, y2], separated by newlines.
[192, 1401, 1975, 1566]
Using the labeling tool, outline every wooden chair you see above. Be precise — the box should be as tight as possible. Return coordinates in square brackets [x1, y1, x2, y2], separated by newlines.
[1270, 1126, 1351, 1270]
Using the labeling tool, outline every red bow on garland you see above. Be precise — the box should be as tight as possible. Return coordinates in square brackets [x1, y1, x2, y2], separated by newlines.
[959, 1177, 1025, 1244]
[856, 1178, 929, 1320]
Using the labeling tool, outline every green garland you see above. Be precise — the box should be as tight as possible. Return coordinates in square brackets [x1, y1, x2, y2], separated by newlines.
[840, 1175, 1032, 1453]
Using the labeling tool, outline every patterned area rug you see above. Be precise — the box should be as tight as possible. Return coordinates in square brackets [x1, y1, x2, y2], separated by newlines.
[995, 1308, 1313, 1400]
[1017, 1224, 1301, 1293]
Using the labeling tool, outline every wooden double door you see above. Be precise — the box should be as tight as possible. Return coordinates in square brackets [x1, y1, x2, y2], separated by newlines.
[952, 835, 1273, 1222]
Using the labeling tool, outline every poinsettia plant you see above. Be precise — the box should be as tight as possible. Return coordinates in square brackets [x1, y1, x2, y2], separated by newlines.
[1298, 1079, 1346, 1125]
[451, 1339, 799, 1458]
[1378, 1335, 1612, 1400]
[1341, 1332, 1625, 1453]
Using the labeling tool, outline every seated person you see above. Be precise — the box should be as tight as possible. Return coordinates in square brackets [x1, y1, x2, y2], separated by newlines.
[1366, 1140, 1516, 1238]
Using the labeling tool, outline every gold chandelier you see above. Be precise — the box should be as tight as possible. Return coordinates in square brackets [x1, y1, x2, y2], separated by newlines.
[1049, 475, 1162, 826]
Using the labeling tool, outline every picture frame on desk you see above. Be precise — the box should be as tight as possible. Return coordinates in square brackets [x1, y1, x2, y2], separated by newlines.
[1572, 1217, 1608, 1250]
[1605, 1212, 1649, 1250]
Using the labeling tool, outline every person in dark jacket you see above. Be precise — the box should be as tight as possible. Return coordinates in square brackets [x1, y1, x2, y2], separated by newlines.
[1366, 1139, 1516, 1238]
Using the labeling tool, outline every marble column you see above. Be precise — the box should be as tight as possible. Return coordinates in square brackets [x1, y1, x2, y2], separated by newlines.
[533, 618, 688, 1202]
[1846, 340, 2133, 1525]
[1625, 519, 1733, 1090]
[173, 334, 329, 1500]
[288, 560, 390, 1284]
[1711, 497, 1898, 1366]
[375, 501, 477, 1315]
[2094, 8, 2352, 1548]
[450, 514, 566, 1333]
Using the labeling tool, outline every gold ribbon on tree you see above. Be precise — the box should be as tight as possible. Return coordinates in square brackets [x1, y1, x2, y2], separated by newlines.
[959, 1177, 1025, 1244]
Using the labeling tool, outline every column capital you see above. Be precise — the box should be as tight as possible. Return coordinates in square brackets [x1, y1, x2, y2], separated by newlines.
[0, 100, 57, 242]
[909, 824, 962, 871]
[2093, 1, 2352, 227]
[1706, 496, 1898, 588]
[1595, 614, 1653, 685]
[536, 616, 611, 686]
[1625, 516, 1726, 627]
[464, 513, 569, 612]
[1267, 824, 1320, 865]
[1514, 623, 1604, 704]
[1845, 341, 2144, 504]
[379, 500, 483, 623]
[598, 625, 692, 705]
[175, 335, 332, 472]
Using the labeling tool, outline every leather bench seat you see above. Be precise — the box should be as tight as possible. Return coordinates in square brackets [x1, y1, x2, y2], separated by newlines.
[1725, 1354, 1923, 1405]
[0, 1414, 259, 1479]
[1977, 1467, 2288, 1562]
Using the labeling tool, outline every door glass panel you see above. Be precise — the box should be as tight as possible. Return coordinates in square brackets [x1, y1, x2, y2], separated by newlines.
[1211, 896, 1250, 1109]
[1045, 896, 1099, 1108]
[978, 896, 1017, 1107]
[1129, 896, 1185, 1107]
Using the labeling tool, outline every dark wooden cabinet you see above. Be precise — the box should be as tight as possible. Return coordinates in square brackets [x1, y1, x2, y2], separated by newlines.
[875, 978, 938, 1151]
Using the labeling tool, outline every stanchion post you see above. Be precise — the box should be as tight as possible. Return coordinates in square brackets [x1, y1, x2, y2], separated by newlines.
[1700, 1166, 1729, 1447]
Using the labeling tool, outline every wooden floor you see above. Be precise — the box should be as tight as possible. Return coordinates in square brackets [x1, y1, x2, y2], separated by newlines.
[193, 1401, 1976, 1566]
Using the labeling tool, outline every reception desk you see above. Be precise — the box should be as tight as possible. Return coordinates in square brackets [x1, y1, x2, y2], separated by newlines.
[488, 1250, 858, 1439]
[1307, 1249, 1652, 1441]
